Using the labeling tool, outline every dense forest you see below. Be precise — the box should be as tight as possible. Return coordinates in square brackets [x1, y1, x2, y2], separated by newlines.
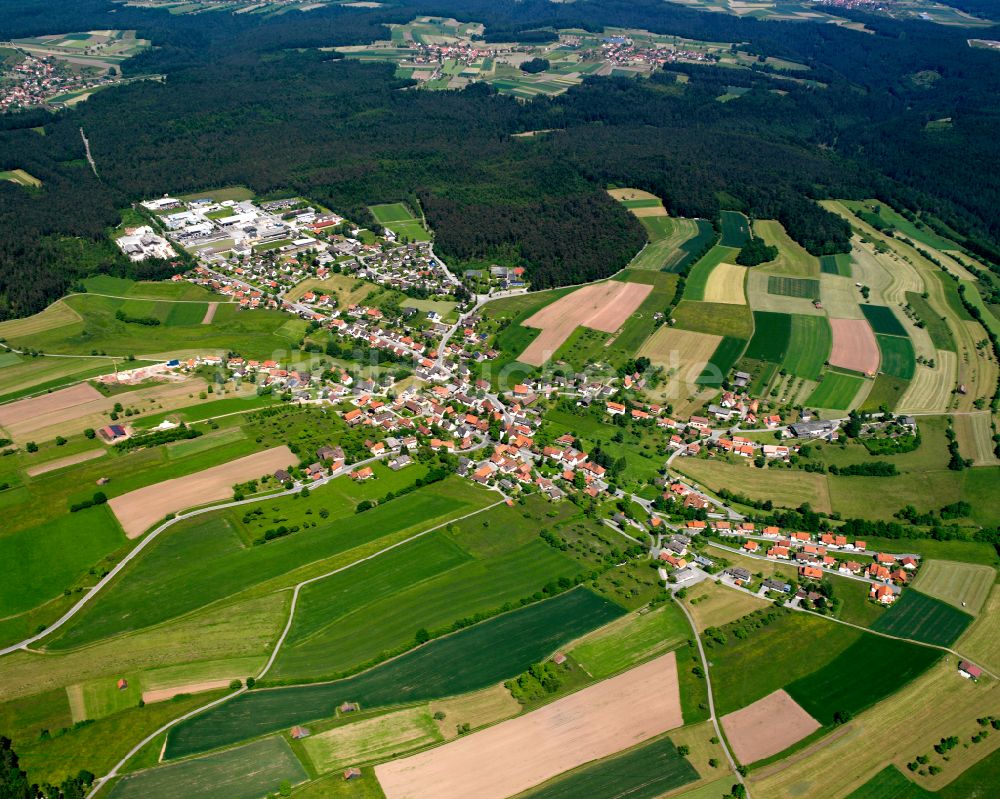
[0, 0, 998, 318]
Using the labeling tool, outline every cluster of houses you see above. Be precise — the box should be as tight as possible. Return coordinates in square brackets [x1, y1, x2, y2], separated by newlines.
[0, 51, 116, 111]
[593, 35, 723, 71]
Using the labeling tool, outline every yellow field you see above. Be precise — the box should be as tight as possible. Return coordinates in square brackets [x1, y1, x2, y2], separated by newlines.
[675, 458, 832, 514]
[685, 578, 770, 631]
[957, 585, 1000, 675]
[632, 205, 669, 218]
[953, 411, 1000, 466]
[898, 350, 956, 413]
[754, 220, 821, 278]
[285, 274, 378, 306]
[819, 274, 864, 319]
[913, 560, 995, 615]
[703, 263, 747, 305]
[428, 685, 521, 742]
[638, 326, 722, 406]
[669, 721, 734, 784]
[749, 659, 1000, 797]
[0, 300, 81, 339]
[2, 169, 42, 187]
[302, 707, 443, 774]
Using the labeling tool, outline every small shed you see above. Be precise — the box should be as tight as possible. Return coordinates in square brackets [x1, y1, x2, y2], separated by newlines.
[290, 726, 310, 740]
[551, 652, 567, 666]
[339, 701, 359, 714]
[344, 767, 362, 781]
[117, 678, 128, 691]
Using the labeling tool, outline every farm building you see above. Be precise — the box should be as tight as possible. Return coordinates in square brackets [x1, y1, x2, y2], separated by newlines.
[344, 767, 362, 781]
[959, 661, 983, 680]
[290, 726, 310, 739]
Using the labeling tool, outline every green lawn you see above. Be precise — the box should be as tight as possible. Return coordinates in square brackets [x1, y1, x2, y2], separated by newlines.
[767, 276, 821, 299]
[820, 253, 852, 277]
[569, 603, 689, 679]
[832, 575, 887, 627]
[369, 202, 430, 241]
[719, 211, 751, 248]
[905, 291, 956, 352]
[861, 374, 910, 412]
[861, 304, 908, 337]
[870, 589, 974, 647]
[845, 766, 933, 799]
[782, 314, 832, 380]
[786, 633, 940, 725]
[697, 336, 748, 386]
[745, 311, 791, 363]
[685, 245, 738, 301]
[516, 735, 698, 799]
[109, 737, 307, 799]
[165, 588, 626, 759]
[806, 371, 866, 410]
[877, 334, 916, 380]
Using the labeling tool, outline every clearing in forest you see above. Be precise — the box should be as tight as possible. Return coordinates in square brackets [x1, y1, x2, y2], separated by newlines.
[374, 652, 683, 799]
[519, 281, 652, 366]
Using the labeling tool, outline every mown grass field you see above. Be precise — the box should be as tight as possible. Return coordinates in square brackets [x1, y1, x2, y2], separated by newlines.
[516, 735, 698, 799]
[676, 458, 832, 514]
[685, 245, 738, 301]
[877, 334, 917, 379]
[861, 373, 910, 411]
[844, 766, 932, 799]
[686, 579, 769, 631]
[806, 370, 866, 409]
[301, 706, 441, 773]
[623, 212, 715, 273]
[912, 560, 995, 614]
[783, 314, 832, 380]
[697, 336, 748, 386]
[569, 602, 689, 679]
[744, 311, 791, 363]
[110, 737, 307, 799]
[369, 202, 430, 241]
[957, 585, 1000, 674]
[786, 634, 940, 726]
[754, 220, 820, 277]
[165, 588, 626, 759]
[870, 589, 974, 647]
[49, 479, 493, 650]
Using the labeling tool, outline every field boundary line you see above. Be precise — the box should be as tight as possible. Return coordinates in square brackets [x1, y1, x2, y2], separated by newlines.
[83, 491, 506, 798]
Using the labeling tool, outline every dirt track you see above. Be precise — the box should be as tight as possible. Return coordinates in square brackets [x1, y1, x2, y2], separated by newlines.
[201, 302, 218, 324]
[519, 281, 653, 366]
[721, 690, 820, 764]
[142, 680, 231, 704]
[25, 449, 105, 476]
[375, 651, 682, 799]
[829, 318, 879, 375]
[109, 446, 295, 538]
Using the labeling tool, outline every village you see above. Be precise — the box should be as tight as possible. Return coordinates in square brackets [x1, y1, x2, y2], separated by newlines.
[0, 49, 113, 111]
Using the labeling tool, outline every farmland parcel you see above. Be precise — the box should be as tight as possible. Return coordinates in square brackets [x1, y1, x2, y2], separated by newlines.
[519, 281, 652, 366]
[829, 318, 880, 375]
[108, 445, 295, 537]
[721, 690, 820, 764]
[375, 652, 683, 799]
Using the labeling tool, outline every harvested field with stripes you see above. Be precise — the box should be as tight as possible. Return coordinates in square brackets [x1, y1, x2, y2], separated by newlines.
[806, 371, 866, 410]
[519, 281, 653, 366]
[876, 334, 916, 380]
[829, 318, 880, 375]
[783, 315, 832, 380]
[703, 262, 747, 305]
[899, 350, 957, 413]
[954, 412, 1000, 466]
[754, 220, 820, 277]
[375, 653, 683, 799]
[0, 300, 81, 339]
[767, 276, 820, 299]
[746, 270, 823, 316]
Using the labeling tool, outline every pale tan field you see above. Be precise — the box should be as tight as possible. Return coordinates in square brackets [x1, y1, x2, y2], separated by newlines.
[851, 240, 923, 308]
[828, 318, 880, 374]
[375, 653, 683, 799]
[142, 679, 231, 704]
[749, 659, 1000, 797]
[957, 585, 1000, 675]
[953, 411, 1000, 466]
[109, 445, 295, 537]
[428, 685, 521, 741]
[0, 378, 206, 443]
[819, 273, 864, 320]
[686, 578, 770, 631]
[201, 302, 218, 324]
[745, 270, 823, 316]
[899, 349, 957, 413]
[607, 188, 660, 202]
[632, 205, 669, 218]
[520, 281, 653, 366]
[722, 690, 820, 765]
[913, 559, 995, 614]
[25, 448, 105, 476]
[0, 300, 81, 339]
[638, 326, 722, 405]
[703, 263, 747, 305]
[669, 721, 735, 784]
